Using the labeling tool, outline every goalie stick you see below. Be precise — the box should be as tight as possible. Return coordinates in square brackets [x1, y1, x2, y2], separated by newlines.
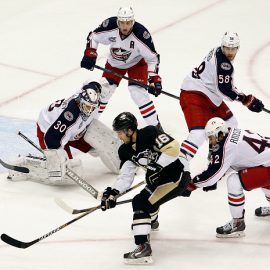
[55, 180, 145, 214]
[0, 158, 29, 173]
[17, 131, 101, 199]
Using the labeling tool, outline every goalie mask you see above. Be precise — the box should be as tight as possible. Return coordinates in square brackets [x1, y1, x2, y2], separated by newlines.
[78, 81, 101, 118]
[205, 117, 229, 142]
[112, 112, 138, 132]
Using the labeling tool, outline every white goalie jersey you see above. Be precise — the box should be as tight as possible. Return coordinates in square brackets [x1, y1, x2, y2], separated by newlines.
[181, 47, 243, 106]
[37, 95, 98, 149]
[194, 128, 270, 188]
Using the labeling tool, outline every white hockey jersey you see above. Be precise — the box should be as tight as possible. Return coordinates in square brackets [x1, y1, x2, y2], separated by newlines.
[86, 17, 160, 74]
[181, 47, 243, 106]
[37, 95, 98, 149]
[194, 128, 270, 188]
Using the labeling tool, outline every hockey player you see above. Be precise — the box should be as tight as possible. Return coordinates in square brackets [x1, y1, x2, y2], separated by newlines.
[100, 112, 191, 264]
[8, 81, 121, 185]
[80, 7, 163, 129]
[191, 117, 270, 238]
[179, 32, 264, 160]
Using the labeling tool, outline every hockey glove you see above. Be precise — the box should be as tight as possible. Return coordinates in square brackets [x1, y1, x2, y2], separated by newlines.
[148, 75, 162, 97]
[203, 182, 217, 192]
[241, 94, 264, 112]
[181, 182, 197, 197]
[146, 162, 163, 185]
[80, 48, 97, 71]
[101, 187, 120, 211]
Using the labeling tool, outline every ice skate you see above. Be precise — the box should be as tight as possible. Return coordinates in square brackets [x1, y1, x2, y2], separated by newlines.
[216, 217, 245, 238]
[255, 206, 270, 217]
[124, 242, 153, 265]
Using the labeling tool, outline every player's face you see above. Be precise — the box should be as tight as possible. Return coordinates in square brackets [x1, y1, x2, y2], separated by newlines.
[208, 135, 218, 146]
[116, 130, 131, 144]
[118, 20, 133, 35]
[81, 103, 96, 116]
[223, 46, 238, 61]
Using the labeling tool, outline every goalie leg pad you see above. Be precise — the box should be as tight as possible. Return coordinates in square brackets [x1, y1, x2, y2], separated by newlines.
[84, 119, 121, 174]
[7, 154, 83, 186]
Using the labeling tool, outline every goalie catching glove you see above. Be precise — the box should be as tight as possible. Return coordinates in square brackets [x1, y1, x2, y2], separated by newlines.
[101, 187, 120, 211]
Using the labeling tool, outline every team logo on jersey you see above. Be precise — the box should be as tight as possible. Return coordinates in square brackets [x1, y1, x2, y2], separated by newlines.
[143, 31, 150, 39]
[64, 111, 74, 121]
[102, 19, 109, 28]
[109, 36, 116, 42]
[131, 149, 159, 167]
[110, 48, 132, 62]
[211, 144, 220, 152]
[221, 62, 231, 71]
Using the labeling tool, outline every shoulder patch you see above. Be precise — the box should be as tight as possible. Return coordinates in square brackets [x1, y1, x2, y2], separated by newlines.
[221, 62, 232, 71]
[143, 31, 151, 39]
[102, 19, 109, 28]
[64, 111, 74, 121]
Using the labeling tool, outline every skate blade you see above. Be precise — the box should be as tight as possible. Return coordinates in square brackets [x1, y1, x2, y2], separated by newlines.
[124, 256, 153, 265]
[216, 231, 245, 238]
[255, 213, 270, 217]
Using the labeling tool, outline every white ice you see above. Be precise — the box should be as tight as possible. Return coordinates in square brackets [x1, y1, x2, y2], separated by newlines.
[0, 0, 270, 269]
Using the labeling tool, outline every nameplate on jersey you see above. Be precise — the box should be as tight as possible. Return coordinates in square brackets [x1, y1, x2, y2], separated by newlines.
[230, 129, 241, 144]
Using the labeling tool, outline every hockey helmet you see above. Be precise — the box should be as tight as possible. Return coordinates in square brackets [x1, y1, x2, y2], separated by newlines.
[221, 31, 240, 49]
[117, 7, 135, 25]
[79, 81, 100, 117]
[205, 117, 229, 141]
[112, 112, 138, 132]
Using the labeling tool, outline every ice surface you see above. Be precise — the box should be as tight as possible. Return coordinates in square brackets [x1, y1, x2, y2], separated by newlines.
[0, 0, 270, 269]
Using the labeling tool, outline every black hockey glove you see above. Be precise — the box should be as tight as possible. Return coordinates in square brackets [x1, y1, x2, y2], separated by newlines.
[181, 182, 197, 197]
[148, 75, 162, 97]
[101, 187, 120, 211]
[146, 162, 163, 185]
[203, 183, 217, 192]
[241, 94, 264, 112]
[80, 48, 97, 71]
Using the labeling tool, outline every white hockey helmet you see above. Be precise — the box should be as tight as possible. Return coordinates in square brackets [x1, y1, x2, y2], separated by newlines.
[221, 31, 240, 49]
[205, 117, 229, 141]
[79, 82, 100, 117]
[117, 6, 135, 25]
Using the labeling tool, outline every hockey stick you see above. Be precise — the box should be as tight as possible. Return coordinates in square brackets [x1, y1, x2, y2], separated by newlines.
[55, 180, 145, 214]
[1, 185, 135, 249]
[17, 131, 101, 199]
[1, 204, 100, 248]
[55, 198, 133, 214]
[263, 108, 270, 114]
[0, 158, 29, 173]
[94, 64, 179, 100]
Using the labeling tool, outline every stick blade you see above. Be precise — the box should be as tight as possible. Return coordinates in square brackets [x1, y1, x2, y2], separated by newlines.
[54, 198, 74, 214]
[1, 233, 35, 249]
[0, 159, 29, 173]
